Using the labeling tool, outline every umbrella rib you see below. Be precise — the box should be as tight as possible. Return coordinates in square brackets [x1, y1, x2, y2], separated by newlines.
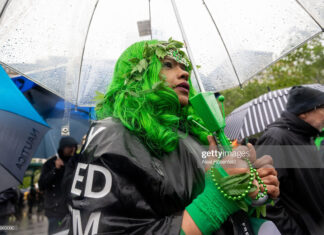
[75, 0, 100, 106]
[295, 0, 323, 31]
[0, 162, 23, 184]
[0, 0, 9, 19]
[148, 0, 152, 40]
[171, 0, 205, 92]
[201, 0, 242, 88]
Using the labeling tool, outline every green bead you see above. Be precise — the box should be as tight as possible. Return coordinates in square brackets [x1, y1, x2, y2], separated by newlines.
[228, 196, 232, 199]
[233, 196, 237, 200]
[238, 196, 242, 200]
[224, 193, 228, 197]
[221, 190, 224, 194]
[218, 95, 225, 102]
[245, 190, 248, 194]
[242, 193, 246, 197]
[247, 185, 251, 189]
[217, 186, 221, 190]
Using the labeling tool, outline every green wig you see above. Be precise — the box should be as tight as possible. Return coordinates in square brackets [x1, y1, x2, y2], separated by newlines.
[96, 39, 210, 156]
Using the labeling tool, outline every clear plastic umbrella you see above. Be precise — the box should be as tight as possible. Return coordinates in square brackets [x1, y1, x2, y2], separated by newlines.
[0, 0, 323, 106]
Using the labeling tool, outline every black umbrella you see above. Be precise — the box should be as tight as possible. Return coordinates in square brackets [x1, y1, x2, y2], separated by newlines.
[224, 84, 324, 140]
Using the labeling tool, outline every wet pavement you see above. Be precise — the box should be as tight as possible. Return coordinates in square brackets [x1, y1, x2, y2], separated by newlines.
[7, 210, 48, 235]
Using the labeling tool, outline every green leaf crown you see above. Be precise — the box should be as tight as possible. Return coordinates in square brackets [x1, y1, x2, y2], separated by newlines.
[125, 38, 192, 84]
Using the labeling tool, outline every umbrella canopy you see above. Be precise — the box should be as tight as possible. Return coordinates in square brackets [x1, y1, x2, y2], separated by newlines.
[33, 101, 93, 158]
[224, 83, 324, 140]
[0, 0, 323, 106]
[17, 82, 94, 158]
[0, 65, 49, 192]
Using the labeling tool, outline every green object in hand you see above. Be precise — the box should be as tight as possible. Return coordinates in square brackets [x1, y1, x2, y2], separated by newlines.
[189, 92, 232, 152]
[189, 92, 268, 207]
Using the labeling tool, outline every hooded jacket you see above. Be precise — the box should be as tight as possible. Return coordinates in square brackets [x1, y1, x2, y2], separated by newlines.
[38, 137, 78, 218]
[256, 111, 324, 234]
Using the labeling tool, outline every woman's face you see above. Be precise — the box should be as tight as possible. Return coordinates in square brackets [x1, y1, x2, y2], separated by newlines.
[160, 56, 190, 106]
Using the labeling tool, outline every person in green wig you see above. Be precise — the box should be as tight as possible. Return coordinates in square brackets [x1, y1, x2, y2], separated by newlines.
[62, 39, 279, 235]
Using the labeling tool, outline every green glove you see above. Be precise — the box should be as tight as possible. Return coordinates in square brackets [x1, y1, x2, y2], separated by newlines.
[186, 167, 240, 235]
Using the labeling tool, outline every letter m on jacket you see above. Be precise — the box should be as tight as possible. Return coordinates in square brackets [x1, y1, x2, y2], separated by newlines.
[72, 208, 101, 235]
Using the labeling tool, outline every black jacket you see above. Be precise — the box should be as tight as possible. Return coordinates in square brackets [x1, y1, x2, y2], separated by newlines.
[38, 156, 69, 218]
[256, 111, 324, 234]
[61, 117, 252, 235]
[0, 188, 17, 217]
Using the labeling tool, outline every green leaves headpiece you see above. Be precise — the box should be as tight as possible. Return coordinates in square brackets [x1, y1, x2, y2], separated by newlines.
[125, 38, 192, 85]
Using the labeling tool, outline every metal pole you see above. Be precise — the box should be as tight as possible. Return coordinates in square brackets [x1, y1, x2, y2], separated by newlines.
[171, 0, 205, 92]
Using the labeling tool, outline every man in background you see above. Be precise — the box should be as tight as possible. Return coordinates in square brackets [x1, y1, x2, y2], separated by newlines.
[39, 136, 78, 235]
[256, 86, 324, 234]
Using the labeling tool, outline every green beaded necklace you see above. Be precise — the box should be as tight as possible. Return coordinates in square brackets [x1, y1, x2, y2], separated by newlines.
[210, 158, 267, 201]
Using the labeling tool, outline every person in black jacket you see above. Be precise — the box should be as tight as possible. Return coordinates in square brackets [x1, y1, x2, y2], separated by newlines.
[38, 136, 78, 235]
[27, 185, 36, 220]
[256, 86, 324, 235]
[0, 188, 17, 235]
